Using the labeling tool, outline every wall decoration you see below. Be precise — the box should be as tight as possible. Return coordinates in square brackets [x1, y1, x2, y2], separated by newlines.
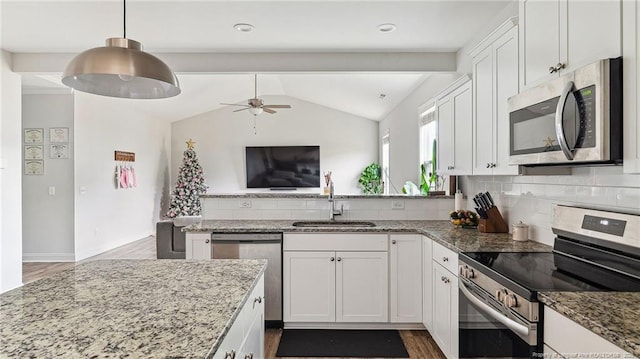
[49, 127, 69, 143]
[24, 160, 44, 175]
[24, 128, 44, 143]
[50, 144, 69, 159]
[24, 145, 44, 160]
[114, 150, 135, 162]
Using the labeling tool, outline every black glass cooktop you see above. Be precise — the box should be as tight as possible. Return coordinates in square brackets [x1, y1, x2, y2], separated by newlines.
[460, 251, 640, 300]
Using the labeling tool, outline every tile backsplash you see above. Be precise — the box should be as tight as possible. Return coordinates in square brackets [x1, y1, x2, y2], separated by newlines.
[202, 197, 454, 221]
[460, 166, 640, 246]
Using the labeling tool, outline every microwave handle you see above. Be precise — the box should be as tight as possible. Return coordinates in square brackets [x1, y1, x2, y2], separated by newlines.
[555, 81, 575, 160]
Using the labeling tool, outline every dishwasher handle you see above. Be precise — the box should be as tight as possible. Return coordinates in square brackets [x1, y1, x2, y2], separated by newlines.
[211, 233, 283, 241]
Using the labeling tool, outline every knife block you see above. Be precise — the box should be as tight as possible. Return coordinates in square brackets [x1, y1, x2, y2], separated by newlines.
[478, 206, 509, 233]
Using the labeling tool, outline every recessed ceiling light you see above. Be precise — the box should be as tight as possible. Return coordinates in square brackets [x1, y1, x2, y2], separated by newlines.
[234, 23, 255, 32]
[379, 93, 387, 100]
[377, 23, 397, 33]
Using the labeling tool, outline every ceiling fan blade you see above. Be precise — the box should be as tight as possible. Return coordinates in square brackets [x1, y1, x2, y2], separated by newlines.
[221, 103, 250, 107]
[263, 108, 277, 114]
[262, 105, 291, 109]
[233, 108, 250, 112]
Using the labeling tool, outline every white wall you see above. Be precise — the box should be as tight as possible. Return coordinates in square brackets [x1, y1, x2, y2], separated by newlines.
[1, 50, 23, 293]
[171, 95, 378, 195]
[22, 94, 75, 261]
[378, 74, 460, 192]
[73, 93, 171, 260]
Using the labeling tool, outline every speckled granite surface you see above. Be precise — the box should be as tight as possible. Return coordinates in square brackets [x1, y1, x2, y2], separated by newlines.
[185, 219, 552, 253]
[539, 292, 640, 357]
[0, 259, 266, 358]
[201, 193, 454, 199]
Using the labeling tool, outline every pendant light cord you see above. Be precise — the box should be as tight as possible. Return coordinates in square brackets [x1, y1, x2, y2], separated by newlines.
[123, 0, 127, 38]
[254, 74, 258, 98]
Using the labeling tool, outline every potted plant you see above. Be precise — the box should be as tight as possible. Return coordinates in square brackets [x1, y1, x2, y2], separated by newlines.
[358, 163, 383, 194]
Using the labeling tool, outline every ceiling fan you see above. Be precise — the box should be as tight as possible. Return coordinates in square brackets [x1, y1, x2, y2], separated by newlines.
[221, 74, 292, 116]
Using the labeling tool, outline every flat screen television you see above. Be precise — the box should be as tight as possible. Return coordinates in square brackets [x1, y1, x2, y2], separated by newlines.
[246, 146, 320, 188]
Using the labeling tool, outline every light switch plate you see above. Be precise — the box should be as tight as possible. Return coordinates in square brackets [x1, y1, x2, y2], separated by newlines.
[239, 200, 252, 208]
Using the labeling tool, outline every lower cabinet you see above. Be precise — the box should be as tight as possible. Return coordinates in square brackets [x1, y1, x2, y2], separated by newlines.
[214, 274, 265, 359]
[185, 232, 211, 260]
[543, 307, 632, 357]
[390, 234, 423, 323]
[431, 242, 459, 359]
[422, 236, 433, 331]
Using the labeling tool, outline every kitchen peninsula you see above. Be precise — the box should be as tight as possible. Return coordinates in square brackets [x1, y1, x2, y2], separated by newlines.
[0, 259, 265, 358]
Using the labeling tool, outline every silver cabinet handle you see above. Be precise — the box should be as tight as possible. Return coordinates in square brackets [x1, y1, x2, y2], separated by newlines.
[549, 66, 557, 74]
[442, 277, 450, 284]
[486, 163, 491, 168]
[253, 296, 262, 308]
[337, 257, 342, 262]
[555, 81, 576, 160]
[442, 257, 449, 262]
[392, 239, 397, 244]
[244, 354, 253, 359]
[492, 163, 497, 168]
[556, 62, 565, 71]
[330, 257, 335, 262]
[224, 350, 236, 359]
[205, 239, 210, 243]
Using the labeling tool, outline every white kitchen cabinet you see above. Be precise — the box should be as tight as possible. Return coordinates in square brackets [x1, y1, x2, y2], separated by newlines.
[214, 274, 265, 359]
[471, 19, 520, 175]
[436, 77, 473, 177]
[185, 232, 211, 260]
[623, 0, 640, 173]
[389, 234, 422, 323]
[543, 307, 633, 357]
[519, 0, 622, 89]
[283, 233, 388, 324]
[431, 241, 458, 359]
[283, 251, 336, 322]
[422, 236, 433, 331]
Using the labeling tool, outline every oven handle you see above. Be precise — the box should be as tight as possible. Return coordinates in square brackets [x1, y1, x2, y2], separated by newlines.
[555, 80, 575, 160]
[458, 280, 530, 339]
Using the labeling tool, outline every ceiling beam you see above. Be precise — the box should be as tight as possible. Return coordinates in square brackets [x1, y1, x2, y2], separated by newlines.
[12, 52, 457, 74]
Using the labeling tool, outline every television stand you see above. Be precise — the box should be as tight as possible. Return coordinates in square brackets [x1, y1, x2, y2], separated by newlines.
[270, 187, 297, 191]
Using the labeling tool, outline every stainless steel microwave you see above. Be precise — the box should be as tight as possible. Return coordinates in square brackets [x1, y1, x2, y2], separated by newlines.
[508, 58, 622, 166]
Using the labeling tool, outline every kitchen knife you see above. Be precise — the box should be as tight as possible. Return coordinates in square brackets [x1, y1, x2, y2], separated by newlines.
[476, 207, 487, 219]
[472, 196, 481, 209]
[485, 192, 495, 207]
[478, 193, 490, 210]
[480, 192, 492, 209]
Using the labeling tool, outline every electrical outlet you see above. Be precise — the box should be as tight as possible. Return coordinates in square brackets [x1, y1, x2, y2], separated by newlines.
[239, 200, 252, 208]
[391, 201, 405, 210]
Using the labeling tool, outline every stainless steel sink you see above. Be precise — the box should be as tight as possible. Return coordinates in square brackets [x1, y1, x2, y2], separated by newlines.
[292, 221, 376, 227]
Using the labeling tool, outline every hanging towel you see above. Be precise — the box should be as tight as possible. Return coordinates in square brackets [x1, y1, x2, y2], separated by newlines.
[120, 165, 128, 188]
[114, 165, 121, 189]
[130, 166, 137, 188]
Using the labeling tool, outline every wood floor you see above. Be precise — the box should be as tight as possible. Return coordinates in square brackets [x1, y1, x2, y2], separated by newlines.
[22, 236, 446, 359]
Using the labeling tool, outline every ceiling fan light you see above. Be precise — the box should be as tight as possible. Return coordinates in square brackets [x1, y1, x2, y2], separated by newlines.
[249, 107, 264, 116]
[62, 38, 180, 99]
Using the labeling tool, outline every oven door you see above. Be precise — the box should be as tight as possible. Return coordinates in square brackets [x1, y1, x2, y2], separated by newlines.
[458, 278, 541, 358]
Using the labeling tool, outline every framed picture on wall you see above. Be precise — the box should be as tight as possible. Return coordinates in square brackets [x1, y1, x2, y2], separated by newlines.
[24, 128, 44, 143]
[24, 145, 44, 160]
[50, 144, 69, 159]
[24, 160, 44, 175]
[49, 127, 69, 143]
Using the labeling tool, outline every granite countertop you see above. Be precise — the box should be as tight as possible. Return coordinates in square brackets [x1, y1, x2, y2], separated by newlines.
[201, 193, 454, 199]
[185, 219, 552, 253]
[0, 259, 266, 358]
[539, 292, 640, 357]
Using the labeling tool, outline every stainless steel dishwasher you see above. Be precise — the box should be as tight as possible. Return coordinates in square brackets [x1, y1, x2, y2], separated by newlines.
[211, 232, 282, 328]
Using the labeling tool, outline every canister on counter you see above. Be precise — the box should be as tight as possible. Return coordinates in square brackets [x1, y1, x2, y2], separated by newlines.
[512, 221, 529, 241]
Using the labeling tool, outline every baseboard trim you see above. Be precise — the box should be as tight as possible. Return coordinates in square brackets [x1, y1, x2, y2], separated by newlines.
[283, 322, 426, 330]
[23, 253, 75, 262]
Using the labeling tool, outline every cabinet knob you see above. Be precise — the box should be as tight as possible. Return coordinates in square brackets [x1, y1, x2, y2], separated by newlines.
[490, 163, 496, 168]
[205, 239, 210, 243]
[224, 350, 236, 359]
[244, 354, 254, 359]
[392, 239, 397, 244]
[443, 256, 449, 262]
[330, 257, 335, 262]
[448, 165, 455, 170]
[253, 296, 262, 308]
[337, 257, 342, 262]
[442, 276, 450, 284]
[556, 62, 566, 71]
[549, 66, 557, 74]
[486, 163, 491, 168]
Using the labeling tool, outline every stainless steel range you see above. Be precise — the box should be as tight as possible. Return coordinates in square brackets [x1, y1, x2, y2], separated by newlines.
[458, 205, 640, 358]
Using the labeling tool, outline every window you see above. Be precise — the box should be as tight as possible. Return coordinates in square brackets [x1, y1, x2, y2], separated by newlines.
[419, 106, 437, 173]
[381, 131, 390, 195]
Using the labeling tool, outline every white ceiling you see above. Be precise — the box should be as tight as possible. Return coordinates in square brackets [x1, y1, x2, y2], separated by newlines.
[3, 0, 511, 121]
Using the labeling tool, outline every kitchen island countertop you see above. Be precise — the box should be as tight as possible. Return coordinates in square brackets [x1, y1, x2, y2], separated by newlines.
[0, 259, 266, 358]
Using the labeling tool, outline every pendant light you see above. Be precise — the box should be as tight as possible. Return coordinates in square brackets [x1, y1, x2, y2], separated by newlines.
[62, 0, 180, 99]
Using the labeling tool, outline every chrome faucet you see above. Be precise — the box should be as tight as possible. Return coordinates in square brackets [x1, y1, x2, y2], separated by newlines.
[328, 181, 343, 221]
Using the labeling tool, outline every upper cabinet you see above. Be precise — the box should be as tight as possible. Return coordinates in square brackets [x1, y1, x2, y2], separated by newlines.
[623, 0, 640, 173]
[471, 18, 520, 175]
[519, 0, 622, 90]
[436, 76, 473, 177]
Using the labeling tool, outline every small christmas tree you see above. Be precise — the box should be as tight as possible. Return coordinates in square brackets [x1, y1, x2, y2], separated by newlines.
[166, 139, 209, 218]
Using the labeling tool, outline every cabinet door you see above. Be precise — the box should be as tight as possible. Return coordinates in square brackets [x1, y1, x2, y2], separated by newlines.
[437, 96, 454, 176]
[186, 233, 211, 260]
[390, 234, 422, 323]
[283, 251, 336, 322]
[520, 0, 560, 89]
[336, 251, 388, 322]
[452, 81, 473, 176]
[564, 0, 621, 73]
[623, 0, 640, 173]
[472, 46, 495, 175]
[432, 262, 453, 358]
[422, 236, 433, 331]
[238, 307, 264, 359]
[493, 25, 521, 175]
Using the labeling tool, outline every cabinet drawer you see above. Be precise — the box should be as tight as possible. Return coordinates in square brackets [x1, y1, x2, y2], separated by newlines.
[284, 233, 388, 251]
[432, 241, 458, 276]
